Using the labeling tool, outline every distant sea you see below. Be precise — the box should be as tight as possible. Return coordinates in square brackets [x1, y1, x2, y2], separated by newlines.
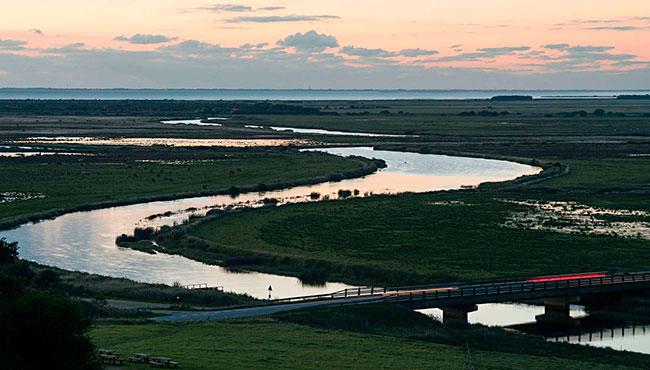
[1, 88, 649, 101]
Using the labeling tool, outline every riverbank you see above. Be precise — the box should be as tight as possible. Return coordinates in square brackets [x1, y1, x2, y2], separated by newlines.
[141, 190, 647, 286]
[0, 148, 382, 230]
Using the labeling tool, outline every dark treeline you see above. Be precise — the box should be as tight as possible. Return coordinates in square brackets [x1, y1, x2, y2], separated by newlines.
[490, 95, 533, 101]
[0, 100, 328, 116]
[0, 238, 100, 369]
[616, 94, 650, 100]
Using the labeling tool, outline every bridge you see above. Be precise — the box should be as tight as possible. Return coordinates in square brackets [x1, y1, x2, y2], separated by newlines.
[153, 271, 650, 323]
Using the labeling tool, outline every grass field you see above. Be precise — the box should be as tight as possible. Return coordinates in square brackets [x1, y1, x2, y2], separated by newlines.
[0, 148, 368, 226]
[186, 191, 650, 285]
[536, 158, 650, 189]
[232, 98, 650, 138]
[90, 319, 645, 370]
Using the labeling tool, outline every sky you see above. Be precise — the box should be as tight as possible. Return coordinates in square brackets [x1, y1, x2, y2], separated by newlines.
[1, 0, 650, 89]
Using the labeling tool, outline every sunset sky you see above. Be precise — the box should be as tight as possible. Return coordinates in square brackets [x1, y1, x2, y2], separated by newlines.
[1, 0, 650, 88]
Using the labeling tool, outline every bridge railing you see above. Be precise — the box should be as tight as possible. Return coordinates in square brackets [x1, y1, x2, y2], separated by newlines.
[382, 272, 650, 305]
[263, 271, 650, 307]
[270, 286, 388, 305]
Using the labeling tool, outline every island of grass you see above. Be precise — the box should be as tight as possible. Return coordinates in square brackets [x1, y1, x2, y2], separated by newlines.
[0, 146, 380, 229]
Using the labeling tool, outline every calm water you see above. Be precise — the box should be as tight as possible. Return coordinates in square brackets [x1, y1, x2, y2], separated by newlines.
[270, 126, 414, 138]
[161, 118, 415, 137]
[548, 324, 650, 355]
[1, 147, 539, 299]
[420, 304, 650, 354]
[419, 303, 587, 327]
[2, 88, 649, 100]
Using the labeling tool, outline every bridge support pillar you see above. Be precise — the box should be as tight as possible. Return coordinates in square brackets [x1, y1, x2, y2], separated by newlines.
[442, 304, 478, 325]
[535, 297, 579, 327]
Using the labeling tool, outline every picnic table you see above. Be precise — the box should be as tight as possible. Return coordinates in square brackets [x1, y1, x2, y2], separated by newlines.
[149, 356, 179, 368]
[98, 349, 124, 365]
[128, 353, 151, 363]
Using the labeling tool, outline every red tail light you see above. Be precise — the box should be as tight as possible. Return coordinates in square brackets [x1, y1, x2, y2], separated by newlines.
[527, 272, 606, 283]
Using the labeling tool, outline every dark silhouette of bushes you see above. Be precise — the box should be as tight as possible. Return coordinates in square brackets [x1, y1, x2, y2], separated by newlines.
[115, 227, 155, 245]
[0, 242, 100, 370]
[0, 99, 327, 116]
[560, 110, 588, 117]
[337, 189, 352, 198]
[0, 238, 19, 264]
[490, 95, 533, 101]
[299, 260, 331, 286]
[459, 110, 510, 117]
[617, 94, 650, 100]
[262, 197, 279, 205]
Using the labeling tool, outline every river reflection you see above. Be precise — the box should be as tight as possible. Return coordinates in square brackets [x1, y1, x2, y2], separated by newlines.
[419, 303, 650, 355]
[1, 147, 540, 299]
[548, 324, 650, 355]
[417, 303, 587, 327]
[13, 137, 310, 148]
[270, 126, 414, 138]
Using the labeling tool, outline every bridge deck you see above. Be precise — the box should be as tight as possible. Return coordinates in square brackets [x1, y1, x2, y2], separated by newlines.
[269, 271, 650, 309]
[153, 272, 650, 322]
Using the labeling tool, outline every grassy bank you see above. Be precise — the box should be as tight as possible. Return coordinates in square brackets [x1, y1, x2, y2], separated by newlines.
[180, 191, 649, 286]
[0, 260, 257, 315]
[90, 305, 649, 369]
[0, 148, 378, 229]
[44, 264, 256, 308]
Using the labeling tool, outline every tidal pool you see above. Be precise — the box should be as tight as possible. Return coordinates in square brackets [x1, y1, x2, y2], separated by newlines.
[161, 118, 225, 127]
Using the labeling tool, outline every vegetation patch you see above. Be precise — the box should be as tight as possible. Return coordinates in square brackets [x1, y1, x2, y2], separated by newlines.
[170, 191, 650, 286]
[0, 148, 373, 229]
[502, 199, 650, 239]
[0, 191, 46, 204]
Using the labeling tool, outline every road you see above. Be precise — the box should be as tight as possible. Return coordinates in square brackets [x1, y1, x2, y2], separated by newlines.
[152, 295, 383, 322]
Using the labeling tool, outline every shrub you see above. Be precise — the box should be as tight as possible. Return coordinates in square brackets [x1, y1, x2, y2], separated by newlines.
[0, 238, 19, 264]
[338, 189, 352, 198]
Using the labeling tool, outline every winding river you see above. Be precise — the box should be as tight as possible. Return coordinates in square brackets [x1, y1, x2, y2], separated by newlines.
[2, 147, 539, 299]
[2, 144, 647, 354]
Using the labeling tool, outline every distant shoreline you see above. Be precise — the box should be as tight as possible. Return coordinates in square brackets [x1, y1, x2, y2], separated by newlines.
[1, 88, 649, 101]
